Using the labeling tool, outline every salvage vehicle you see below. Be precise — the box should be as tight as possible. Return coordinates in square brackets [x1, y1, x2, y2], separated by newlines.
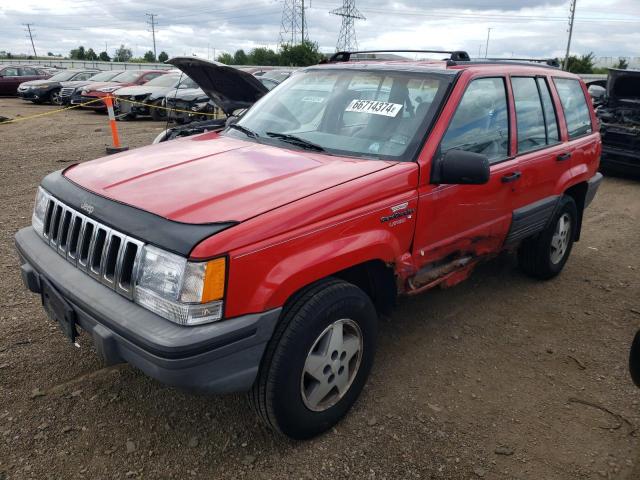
[72, 69, 168, 110]
[17, 69, 99, 105]
[0, 65, 49, 95]
[163, 57, 269, 124]
[595, 68, 640, 175]
[16, 50, 602, 440]
[59, 70, 124, 106]
[114, 72, 198, 120]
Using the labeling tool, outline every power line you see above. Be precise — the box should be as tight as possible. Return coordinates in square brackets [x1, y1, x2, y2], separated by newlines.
[279, 0, 307, 46]
[146, 13, 158, 60]
[331, 0, 365, 51]
[23, 23, 37, 57]
[563, 0, 577, 70]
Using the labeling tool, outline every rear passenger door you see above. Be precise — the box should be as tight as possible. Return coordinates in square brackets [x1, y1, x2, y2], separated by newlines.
[0, 66, 21, 95]
[508, 76, 568, 212]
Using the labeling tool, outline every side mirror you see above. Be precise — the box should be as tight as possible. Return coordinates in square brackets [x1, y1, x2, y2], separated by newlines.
[437, 149, 490, 185]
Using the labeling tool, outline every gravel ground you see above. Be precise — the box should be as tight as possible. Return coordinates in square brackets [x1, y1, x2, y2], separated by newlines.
[1, 97, 639, 480]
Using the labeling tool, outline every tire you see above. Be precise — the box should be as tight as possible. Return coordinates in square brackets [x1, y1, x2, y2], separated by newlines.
[49, 89, 62, 106]
[249, 278, 377, 439]
[150, 101, 166, 121]
[518, 195, 577, 280]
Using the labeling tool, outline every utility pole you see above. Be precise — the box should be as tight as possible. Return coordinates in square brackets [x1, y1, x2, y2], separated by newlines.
[279, 0, 308, 46]
[484, 27, 492, 58]
[146, 13, 158, 60]
[23, 23, 37, 57]
[301, 0, 305, 45]
[331, 0, 366, 52]
[563, 0, 577, 71]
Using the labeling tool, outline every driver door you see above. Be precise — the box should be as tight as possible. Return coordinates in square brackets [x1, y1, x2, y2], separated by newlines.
[413, 76, 520, 270]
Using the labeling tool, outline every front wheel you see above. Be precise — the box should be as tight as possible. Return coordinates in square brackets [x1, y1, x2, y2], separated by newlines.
[250, 278, 377, 439]
[49, 89, 62, 106]
[518, 195, 577, 280]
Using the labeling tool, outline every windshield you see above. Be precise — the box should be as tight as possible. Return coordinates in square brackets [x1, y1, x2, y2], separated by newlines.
[227, 68, 452, 161]
[88, 71, 123, 82]
[49, 71, 81, 81]
[178, 77, 198, 89]
[145, 74, 181, 87]
[111, 70, 143, 83]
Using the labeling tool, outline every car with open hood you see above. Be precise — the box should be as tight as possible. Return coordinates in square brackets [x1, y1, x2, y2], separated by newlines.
[594, 68, 640, 175]
[17, 69, 99, 105]
[156, 57, 272, 140]
[16, 51, 602, 440]
[59, 70, 125, 105]
[114, 72, 198, 120]
[71, 69, 169, 110]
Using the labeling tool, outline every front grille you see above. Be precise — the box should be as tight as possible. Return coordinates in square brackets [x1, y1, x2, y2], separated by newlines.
[40, 190, 144, 299]
[60, 87, 76, 98]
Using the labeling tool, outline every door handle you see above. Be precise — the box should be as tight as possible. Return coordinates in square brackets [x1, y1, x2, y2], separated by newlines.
[557, 152, 572, 161]
[501, 171, 522, 183]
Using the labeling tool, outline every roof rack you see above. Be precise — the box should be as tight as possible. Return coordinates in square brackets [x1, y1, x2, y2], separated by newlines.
[328, 49, 471, 63]
[484, 57, 561, 68]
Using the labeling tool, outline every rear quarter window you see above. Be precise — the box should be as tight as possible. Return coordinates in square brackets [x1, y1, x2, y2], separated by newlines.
[553, 78, 592, 139]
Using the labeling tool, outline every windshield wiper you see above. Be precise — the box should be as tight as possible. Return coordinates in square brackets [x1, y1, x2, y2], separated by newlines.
[227, 123, 259, 139]
[265, 131, 326, 152]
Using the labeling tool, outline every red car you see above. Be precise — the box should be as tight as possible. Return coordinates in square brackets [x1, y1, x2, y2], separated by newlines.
[0, 64, 49, 95]
[16, 50, 602, 439]
[72, 69, 168, 109]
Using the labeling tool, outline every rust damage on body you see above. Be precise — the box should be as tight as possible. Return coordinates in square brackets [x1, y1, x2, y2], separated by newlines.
[398, 235, 501, 295]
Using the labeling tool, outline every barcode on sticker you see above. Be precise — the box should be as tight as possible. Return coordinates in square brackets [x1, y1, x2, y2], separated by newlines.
[345, 99, 403, 117]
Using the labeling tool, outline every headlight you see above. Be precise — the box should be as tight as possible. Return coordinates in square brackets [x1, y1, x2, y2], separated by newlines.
[32, 187, 49, 236]
[98, 86, 119, 93]
[134, 245, 226, 325]
[80, 89, 89, 95]
[36, 84, 51, 89]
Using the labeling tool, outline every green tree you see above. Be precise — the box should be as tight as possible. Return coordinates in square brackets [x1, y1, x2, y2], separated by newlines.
[233, 49, 248, 65]
[217, 52, 234, 65]
[69, 46, 86, 60]
[247, 47, 279, 65]
[98, 51, 111, 62]
[85, 48, 98, 61]
[565, 52, 596, 74]
[613, 57, 628, 70]
[143, 50, 156, 62]
[47, 52, 54, 56]
[279, 40, 324, 66]
[158, 51, 169, 62]
[113, 45, 133, 62]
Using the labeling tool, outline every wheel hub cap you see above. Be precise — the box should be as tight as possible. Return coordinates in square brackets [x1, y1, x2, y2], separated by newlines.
[550, 213, 571, 264]
[301, 318, 363, 412]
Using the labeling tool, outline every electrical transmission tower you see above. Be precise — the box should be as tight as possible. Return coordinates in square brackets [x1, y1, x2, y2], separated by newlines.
[331, 0, 365, 52]
[23, 23, 37, 57]
[563, 0, 577, 71]
[279, 0, 308, 46]
[146, 13, 158, 60]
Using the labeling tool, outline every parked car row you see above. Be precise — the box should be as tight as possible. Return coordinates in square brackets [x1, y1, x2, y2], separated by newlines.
[8, 60, 294, 130]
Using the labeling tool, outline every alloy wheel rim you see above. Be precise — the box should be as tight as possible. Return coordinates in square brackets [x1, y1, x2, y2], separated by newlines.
[52, 92, 61, 105]
[550, 213, 571, 264]
[300, 318, 363, 412]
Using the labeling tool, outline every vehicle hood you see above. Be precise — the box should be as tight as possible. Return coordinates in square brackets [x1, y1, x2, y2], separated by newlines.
[167, 57, 269, 115]
[82, 81, 132, 93]
[60, 79, 94, 88]
[63, 135, 394, 224]
[607, 68, 640, 106]
[166, 87, 208, 102]
[21, 79, 59, 87]
[115, 85, 172, 97]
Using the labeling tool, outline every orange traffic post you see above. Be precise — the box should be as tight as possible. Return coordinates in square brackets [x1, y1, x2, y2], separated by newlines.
[104, 95, 128, 155]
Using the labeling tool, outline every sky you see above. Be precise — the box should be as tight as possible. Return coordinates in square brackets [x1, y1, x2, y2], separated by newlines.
[1, 0, 639, 62]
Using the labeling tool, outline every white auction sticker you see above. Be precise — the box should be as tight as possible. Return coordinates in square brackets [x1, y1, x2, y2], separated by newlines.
[345, 99, 403, 117]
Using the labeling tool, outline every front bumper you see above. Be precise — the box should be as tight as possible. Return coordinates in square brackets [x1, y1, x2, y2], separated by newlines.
[17, 88, 44, 100]
[71, 93, 106, 109]
[15, 227, 280, 394]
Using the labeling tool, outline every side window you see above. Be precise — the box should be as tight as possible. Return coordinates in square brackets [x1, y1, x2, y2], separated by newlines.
[511, 77, 547, 153]
[440, 77, 509, 163]
[553, 78, 592, 139]
[537, 77, 559, 143]
[23, 67, 38, 75]
[142, 72, 162, 82]
[2, 67, 20, 76]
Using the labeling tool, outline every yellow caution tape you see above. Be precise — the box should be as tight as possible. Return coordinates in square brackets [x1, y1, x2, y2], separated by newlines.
[0, 98, 106, 125]
[115, 97, 224, 118]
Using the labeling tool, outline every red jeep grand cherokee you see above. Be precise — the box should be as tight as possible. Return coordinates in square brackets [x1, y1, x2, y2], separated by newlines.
[15, 50, 603, 439]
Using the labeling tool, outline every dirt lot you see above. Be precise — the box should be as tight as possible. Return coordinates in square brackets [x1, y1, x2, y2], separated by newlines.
[1, 97, 639, 480]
